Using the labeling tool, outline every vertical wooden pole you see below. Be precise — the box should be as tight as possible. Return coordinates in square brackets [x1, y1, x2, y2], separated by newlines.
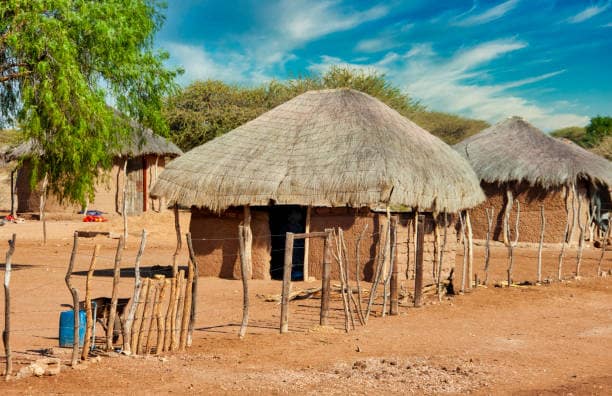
[40, 173, 48, 245]
[163, 275, 175, 352]
[459, 213, 468, 292]
[238, 225, 250, 339]
[123, 229, 147, 354]
[335, 230, 351, 332]
[507, 201, 520, 287]
[242, 206, 253, 279]
[503, 188, 514, 246]
[172, 270, 185, 350]
[3, 234, 16, 379]
[568, 183, 577, 244]
[303, 206, 311, 280]
[365, 222, 389, 321]
[320, 229, 332, 326]
[180, 252, 194, 349]
[413, 211, 419, 280]
[484, 208, 493, 285]
[172, 203, 182, 277]
[437, 213, 448, 301]
[82, 245, 99, 360]
[340, 231, 363, 325]
[186, 233, 198, 347]
[280, 232, 294, 334]
[597, 217, 610, 277]
[10, 169, 15, 217]
[122, 159, 128, 243]
[559, 187, 570, 281]
[383, 217, 397, 316]
[66, 232, 80, 367]
[354, 224, 368, 322]
[145, 283, 158, 354]
[575, 193, 585, 277]
[537, 205, 545, 283]
[107, 236, 124, 351]
[133, 278, 151, 354]
[155, 279, 169, 354]
[390, 217, 399, 315]
[414, 214, 425, 307]
[466, 211, 474, 290]
[142, 157, 148, 212]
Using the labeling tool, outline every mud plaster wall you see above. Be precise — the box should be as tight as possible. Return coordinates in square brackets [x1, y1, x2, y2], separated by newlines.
[190, 206, 457, 285]
[469, 182, 590, 245]
[14, 156, 167, 215]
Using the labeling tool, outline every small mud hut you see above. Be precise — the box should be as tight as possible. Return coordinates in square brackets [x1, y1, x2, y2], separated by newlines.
[454, 116, 612, 245]
[6, 125, 182, 216]
[152, 89, 484, 282]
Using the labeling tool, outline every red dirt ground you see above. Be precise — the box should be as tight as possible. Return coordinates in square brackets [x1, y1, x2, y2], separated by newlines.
[0, 212, 610, 395]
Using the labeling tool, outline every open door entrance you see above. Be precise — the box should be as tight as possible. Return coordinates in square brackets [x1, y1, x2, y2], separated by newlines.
[269, 205, 307, 280]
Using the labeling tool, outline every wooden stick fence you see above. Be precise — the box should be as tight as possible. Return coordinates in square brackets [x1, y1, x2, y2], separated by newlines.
[3, 234, 16, 379]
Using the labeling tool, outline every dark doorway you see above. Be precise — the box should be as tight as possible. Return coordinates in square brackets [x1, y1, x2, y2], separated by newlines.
[269, 205, 307, 280]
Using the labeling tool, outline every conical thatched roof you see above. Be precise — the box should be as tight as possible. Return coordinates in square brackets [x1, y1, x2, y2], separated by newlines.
[454, 116, 612, 188]
[151, 88, 484, 213]
[4, 123, 182, 162]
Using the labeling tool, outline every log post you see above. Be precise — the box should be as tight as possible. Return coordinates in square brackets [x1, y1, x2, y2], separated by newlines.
[40, 173, 48, 245]
[575, 193, 585, 277]
[503, 188, 514, 246]
[320, 229, 332, 326]
[466, 211, 474, 290]
[413, 210, 419, 281]
[568, 183, 577, 244]
[354, 224, 368, 322]
[437, 213, 448, 301]
[334, 230, 351, 332]
[484, 208, 493, 285]
[238, 225, 250, 339]
[172, 270, 185, 350]
[340, 230, 363, 325]
[186, 233, 198, 347]
[10, 169, 16, 217]
[366, 222, 389, 321]
[123, 230, 147, 354]
[172, 203, 182, 277]
[537, 205, 545, 283]
[414, 214, 425, 307]
[598, 217, 610, 277]
[507, 201, 520, 287]
[459, 212, 468, 293]
[155, 279, 169, 354]
[180, 249, 195, 349]
[558, 188, 571, 281]
[107, 236, 125, 351]
[280, 232, 294, 333]
[145, 283, 158, 354]
[163, 274, 176, 352]
[82, 245, 100, 360]
[303, 206, 311, 280]
[133, 278, 151, 354]
[390, 217, 399, 315]
[66, 232, 80, 367]
[3, 234, 16, 379]
[122, 159, 128, 243]
[242, 206, 253, 279]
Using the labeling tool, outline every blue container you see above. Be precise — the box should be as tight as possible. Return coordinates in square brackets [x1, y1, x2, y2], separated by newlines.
[59, 310, 86, 347]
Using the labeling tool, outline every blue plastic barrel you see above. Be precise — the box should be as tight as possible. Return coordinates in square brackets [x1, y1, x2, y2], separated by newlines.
[59, 310, 86, 347]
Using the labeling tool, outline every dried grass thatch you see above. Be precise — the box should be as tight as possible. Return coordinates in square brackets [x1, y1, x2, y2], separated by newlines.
[454, 116, 612, 188]
[151, 89, 484, 213]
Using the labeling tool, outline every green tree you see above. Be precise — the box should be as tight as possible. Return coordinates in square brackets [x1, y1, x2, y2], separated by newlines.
[0, 0, 179, 205]
[583, 116, 612, 148]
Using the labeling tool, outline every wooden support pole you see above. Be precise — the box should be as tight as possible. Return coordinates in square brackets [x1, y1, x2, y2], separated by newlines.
[568, 183, 577, 244]
[414, 215, 425, 307]
[242, 206, 253, 279]
[238, 225, 250, 339]
[354, 224, 368, 323]
[155, 279, 169, 354]
[123, 230, 147, 354]
[122, 159, 128, 243]
[40, 173, 48, 245]
[66, 232, 80, 367]
[459, 213, 468, 293]
[390, 217, 399, 315]
[172, 270, 185, 350]
[163, 275, 176, 352]
[334, 230, 351, 332]
[598, 217, 610, 277]
[507, 201, 520, 287]
[303, 206, 311, 280]
[320, 229, 332, 326]
[107, 236, 125, 351]
[381, 210, 392, 317]
[559, 187, 571, 281]
[503, 188, 514, 245]
[437, 213, 448, 301]
[484, 208, 493, 285]
[82, 245, 99, 360]
[280, 232, 294, 334]
[382, 216, 396, 317]
[365, 222, 389, 321]
[466, 211, 474, 289]
[413, 210, 419, 281]
[10, 170, 15, 217]
[575, 193, 585, 277]
[133, 278, 150, 354]
[180, 251, 194, 349]
[145, 283, 158, 354]
[537, 205, 545, 283]
[340, 230, 363, 326]
[3, 234, 16, 379]
[186, 233, 198, 347]
[172, 204, 182, 277]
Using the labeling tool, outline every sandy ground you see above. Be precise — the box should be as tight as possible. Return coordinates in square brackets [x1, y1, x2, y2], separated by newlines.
[0, 213, 610, 395]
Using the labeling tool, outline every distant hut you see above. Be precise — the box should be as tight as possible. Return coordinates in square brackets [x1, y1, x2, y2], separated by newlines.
[6, 125, 182, 216]
[454, 116, 612, 245]
[152, 89, 484, 281]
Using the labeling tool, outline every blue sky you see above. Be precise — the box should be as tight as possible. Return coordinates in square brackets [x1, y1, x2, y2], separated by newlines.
[156, 0, 612, 131]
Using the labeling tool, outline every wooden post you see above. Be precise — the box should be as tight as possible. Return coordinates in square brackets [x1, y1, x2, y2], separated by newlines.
[66, 232, 80, 367]
[365, 222, 389, 321]
[414, 214, 425, 307]
[484, 208, 493, 285]
[320, 229, 332, 326]
[242, 206, 253, 279]
[172, 270, 185, 350]
[10, 169, 15, 217]
[186, 233, 198, 347]
[107, 236, 124, 351]
[122, 159, 128, 243]
[568, 183, 577, 244]
[466, 211, 474, 290]
[123, 230, 147, 354]
[155, 279, 169, 354]
[142, 157, 148, 212]
[390, 217, 399, 315]
[537, 205, 545, 283]
[340, 231, 363, 325]
[303, 206, 311, 280]
[280, 232, 294, 333]
[503, 188, 514, 246]
[40, 173, 48, 245]
[334, 230, 351, 332]
[133, 278, 151, 354]
[354, 224, 367, 322]
[575, 193, 585, 277]
[598, 217, 610, 277]
[163, 275, 176, 352]
[145, 283, 158, 354]
[172, 203, 182, 277]
[437, 213, 448, 301]
[82, 245, 100, 360]
[507, 201, 520, 287]
[558, 188, 571, 281]
[180, 252, 194, 349]
[238, 225, 250, 339]
[459, 213, 468, 293]
[3, 234, 16, 379]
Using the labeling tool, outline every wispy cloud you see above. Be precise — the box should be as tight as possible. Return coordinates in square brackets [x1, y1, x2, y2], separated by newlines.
[454, 0, 520, 26]
[355, 37, 399, 53]
[567, 2, 610, 23]
[309, 39, 588, 130]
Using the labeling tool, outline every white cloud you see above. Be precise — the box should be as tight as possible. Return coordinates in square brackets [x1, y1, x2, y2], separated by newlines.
[309, 39, 589, 130]
[355, 37, 398, 53]
[567, 3, 610, 23]
[454, 0, 520, 26]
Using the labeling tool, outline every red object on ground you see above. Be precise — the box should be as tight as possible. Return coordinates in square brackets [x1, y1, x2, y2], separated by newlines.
[82, 215, 108, 222]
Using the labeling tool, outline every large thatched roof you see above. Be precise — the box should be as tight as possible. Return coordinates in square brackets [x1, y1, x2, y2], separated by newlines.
[4, 124, 182, 162]
[454, 116, 612, 188]
[151, 88, 484, 213]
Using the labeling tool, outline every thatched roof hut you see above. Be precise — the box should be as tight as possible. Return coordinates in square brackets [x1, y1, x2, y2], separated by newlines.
[454, 116, 612, 189]
[152, 89, 483, 282]
[453, 116, 612, 246]
[152, 88, 484, 213]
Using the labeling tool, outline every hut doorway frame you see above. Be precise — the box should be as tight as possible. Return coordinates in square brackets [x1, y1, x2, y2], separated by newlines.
[267, 205, 308, 281]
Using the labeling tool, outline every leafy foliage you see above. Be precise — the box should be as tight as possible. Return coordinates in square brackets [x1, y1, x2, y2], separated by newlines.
[164, 66, 487, 151]
[551, 117, 612, 160]
[0, 0, 179, 205]
[584, 116, 612, 148]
